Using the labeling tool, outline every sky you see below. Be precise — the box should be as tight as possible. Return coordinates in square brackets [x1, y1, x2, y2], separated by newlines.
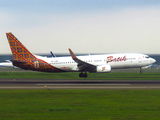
[0, 0, 160, 54]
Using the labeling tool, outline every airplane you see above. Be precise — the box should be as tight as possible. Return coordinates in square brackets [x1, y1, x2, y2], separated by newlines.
[6, 33, 156, 78]
[50, 51, 56, 57]
[0, 60, 15, 68]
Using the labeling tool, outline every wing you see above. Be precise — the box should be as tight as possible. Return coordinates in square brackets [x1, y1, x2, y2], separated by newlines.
[68, 49, 96, 71]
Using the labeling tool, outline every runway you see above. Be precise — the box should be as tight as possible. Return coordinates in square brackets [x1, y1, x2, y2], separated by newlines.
[0, 79, 160, 89]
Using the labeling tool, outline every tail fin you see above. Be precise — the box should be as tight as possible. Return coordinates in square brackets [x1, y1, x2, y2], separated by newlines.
[6, 33, 63, 72]
[50, 51, 56, 57]
[6, 33, 36, 61]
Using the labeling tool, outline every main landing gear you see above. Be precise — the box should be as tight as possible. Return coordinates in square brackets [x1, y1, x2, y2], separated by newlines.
[140, 67, 143, 73]
[79, 72, 88, 78]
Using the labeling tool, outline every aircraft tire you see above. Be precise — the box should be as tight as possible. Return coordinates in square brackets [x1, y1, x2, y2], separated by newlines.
[140, 70, 143, 73]
[79, 73, 88, 78]
[83, 73, 87, 78]
[79, 73, 83, 77]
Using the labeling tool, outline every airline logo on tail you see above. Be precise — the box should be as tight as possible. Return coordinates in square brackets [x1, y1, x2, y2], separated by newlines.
[6, 33, 63, 72]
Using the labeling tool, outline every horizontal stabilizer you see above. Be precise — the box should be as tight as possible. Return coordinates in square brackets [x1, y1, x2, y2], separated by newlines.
[10, 60, 27, 64]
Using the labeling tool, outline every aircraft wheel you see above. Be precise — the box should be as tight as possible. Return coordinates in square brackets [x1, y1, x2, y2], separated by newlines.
[83, 73, 88, 78]
[140, 70, 143, 73]
[79, 73, 83, 77]
[79, 72, 88, 78]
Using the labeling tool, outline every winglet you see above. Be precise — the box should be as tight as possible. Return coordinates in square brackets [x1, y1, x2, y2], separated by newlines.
[68, 48, 78, 61]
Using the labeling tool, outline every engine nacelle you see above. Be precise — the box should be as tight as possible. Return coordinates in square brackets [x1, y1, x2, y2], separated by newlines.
[96, 65, 111, 73]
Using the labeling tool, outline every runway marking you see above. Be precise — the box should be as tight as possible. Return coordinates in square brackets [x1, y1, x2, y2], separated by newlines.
[46, 86, 160, 89]
[37, 84, 131, 86]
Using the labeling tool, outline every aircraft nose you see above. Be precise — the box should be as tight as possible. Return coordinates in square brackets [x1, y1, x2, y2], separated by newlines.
[151, 58, 156, 64]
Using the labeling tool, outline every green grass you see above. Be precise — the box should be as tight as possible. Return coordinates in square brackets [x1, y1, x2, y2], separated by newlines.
[0, 67, 160, 80]
[0, 69, 160, 119]
[0, 90, 160, 120]
[0, 71, 160, 80]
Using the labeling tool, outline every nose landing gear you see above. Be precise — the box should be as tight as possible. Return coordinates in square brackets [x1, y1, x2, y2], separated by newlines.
[140, 67, 143, 73]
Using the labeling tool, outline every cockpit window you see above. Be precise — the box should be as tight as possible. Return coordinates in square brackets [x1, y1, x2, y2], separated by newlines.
[145, 56, 149, 59]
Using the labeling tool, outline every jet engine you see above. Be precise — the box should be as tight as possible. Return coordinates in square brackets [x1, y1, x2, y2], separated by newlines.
[96, 64, 111, 73]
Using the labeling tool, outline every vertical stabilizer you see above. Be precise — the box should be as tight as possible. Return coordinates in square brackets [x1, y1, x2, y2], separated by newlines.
[6, 33, 63, 72]
[6, 33, 36, 61]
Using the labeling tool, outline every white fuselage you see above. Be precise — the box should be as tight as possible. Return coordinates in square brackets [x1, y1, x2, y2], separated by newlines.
[38, 53, 156, 72]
